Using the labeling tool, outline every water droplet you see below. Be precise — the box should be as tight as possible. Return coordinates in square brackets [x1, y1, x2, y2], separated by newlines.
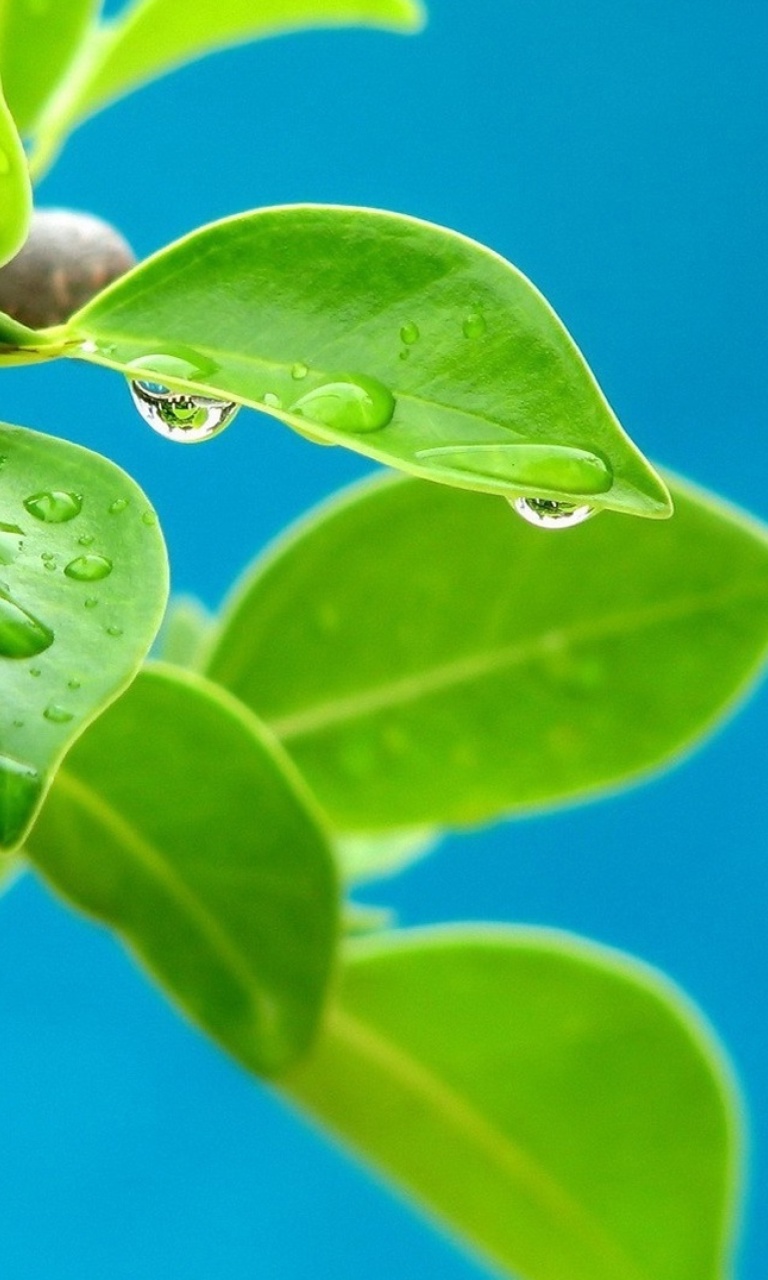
[291, 362, 309, 381]
[398, 348, 410, 361]
[0, 522, 24, 566]
[23, 490, 82, 523]
[0, 756, 41, 846]
[0, 588, 53, 658]
[43, 559, 57, 571]
[106, 625, 123, 638]
[41, 551, 54, 561]
[141, 509, 158, 526]
[67, 677, 81, 691]
[29, 666, 41, 677]
[512, 498, 597, 529]
[12, 719, 23, 728]
[400, 321, 420, 345]
[416, 442, 612, 495]
[77, 533, 95, 547]
[462, 311, 487, 339]
[262, 392, 282, 409]
[64, 554, 113, 582]
[109, 498, 128, 514]
[43, 703, 74, 724]
[290, 374, 395, 434]
[129, 381, 239, 443]
[84, 597, 99, 609]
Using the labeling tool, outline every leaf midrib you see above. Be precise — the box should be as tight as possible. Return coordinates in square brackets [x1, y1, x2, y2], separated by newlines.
[269, 578, 768, 742]
[325, 1004, 650, 1280]
[53, 767, 278, 1028]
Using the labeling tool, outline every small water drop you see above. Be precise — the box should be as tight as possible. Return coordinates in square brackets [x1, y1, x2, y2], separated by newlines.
[400, 321, 420, 345]
[23, 490, 82, 523]
[67, 677, 81, 691]
[291, 363, 309, 381]
[43, 560, 57, 571]
[512, 497, 597, 530]
[290, 374, 395, 434]
[129, 380, 239, 443]
[41, 551, 54, 561]
[0, 522, 24, 566]
[12, 719, 23, 728]
[398, 348, 410, 361]
[106, 625, 123, 638]
[64, 554, 113, 582]
[77, 533, 95, 547]
[0, 587, 53, 659]
[109, 498, 128, 514]
[43, 703, 74, 724]
[84, 597, 99, 609]
[462, 311, 487, 339]
[29, 666, 41, 677]
[141, 509, 158, 526]
[262, 392, 282, 409]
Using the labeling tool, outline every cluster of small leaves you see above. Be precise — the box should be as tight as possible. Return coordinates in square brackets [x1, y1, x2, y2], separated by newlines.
[0, 4, 764, 1279]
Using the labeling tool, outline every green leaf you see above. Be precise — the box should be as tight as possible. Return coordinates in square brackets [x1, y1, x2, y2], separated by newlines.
[154, 593, 214, 668]
[0, 421, 168, 851]
[26, 664, 339, 1075]
[29, 1, 424, 176]
[285, 928, 741, 1280]
[204, 472, 768, 831]
[65, 206, 669, 518]
[0, 0, 99, 135]
[0, 72, 30, 266]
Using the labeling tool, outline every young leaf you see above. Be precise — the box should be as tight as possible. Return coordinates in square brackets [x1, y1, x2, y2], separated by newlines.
[0, 0, 99, 135]
[204, 472, 768, 831]
[25, 664, 339, 1076]
[285, 928, 741, 1280]
[0, 72, 30, 266]
[29, 1, 424, 176]
[64, 205, 669, 518]
[0, 421, 168, 851]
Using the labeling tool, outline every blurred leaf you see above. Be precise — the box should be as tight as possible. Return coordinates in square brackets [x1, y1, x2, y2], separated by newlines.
[26, 664, 339, 1075]
[0, 73, 30, 265]
[0, 0, 99, 134]
[0, 422, 168, 851]
[65, 206, 669, 518]
[337, 827, 440, 882]
[155, 593, 214, 667]
[0, 845, 21, 894]
[29, 0, 424, 175]
[285, 928, 741, 1280]
[204, 472, 768, 831]
[343, 899, 394, 934]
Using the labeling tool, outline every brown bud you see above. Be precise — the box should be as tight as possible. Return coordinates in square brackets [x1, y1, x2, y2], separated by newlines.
[0, 208, 136, 330]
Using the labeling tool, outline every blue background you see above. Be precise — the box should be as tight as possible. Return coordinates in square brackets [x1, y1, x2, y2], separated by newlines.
[1, 0, 767, 1274]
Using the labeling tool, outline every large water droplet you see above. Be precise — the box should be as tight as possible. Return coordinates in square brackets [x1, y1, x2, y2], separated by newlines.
[0, 756, 41, 847]
[415, 442, 612, 495]
[23, 490, 82, 523]
[129, 380, 239, 443]
[462, 311, 487, 339]
[290, 374, 395, 434]
[43, 704, 74, 724]
[64, 554, 113, 581]
[512, 498, 597, 529]
[400, 321, 420, 345]
[0, 522, 24, 566]
[0, 587, 54, 658]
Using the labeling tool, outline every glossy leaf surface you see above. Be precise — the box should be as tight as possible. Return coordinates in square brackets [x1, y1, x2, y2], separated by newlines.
[0, 0, 98, 134]
[30, 0, 423, 173]
[26, 665, 339, 1075]
[286, 928, 740, 1280]
[66, 206, 669, 517]
[205, 473, 768, 830]
[0, 73, 30, 265]
[0, 422, 168, 850]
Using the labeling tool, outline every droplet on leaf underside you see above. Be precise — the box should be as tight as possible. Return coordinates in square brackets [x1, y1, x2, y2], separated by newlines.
[129, 380, 239, 443]
[290, 375, 395, 434]
[512, 498, 597, 529]
[64, 554, 112, 582]
[0, 587, 54, 658]
[415, 442, 612, 495]
[23, 490, 82, 523]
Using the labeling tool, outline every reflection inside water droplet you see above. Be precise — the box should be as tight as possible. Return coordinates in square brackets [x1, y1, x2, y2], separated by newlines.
[0, 587, 54, 658]
[290, 374, 395, 434]
[262, 392, 282, 409]
[64, 554, 113, 582]
[129, 380, 239, 443]
[23, 491, 82, 523]
[512, 497, 597, 529]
